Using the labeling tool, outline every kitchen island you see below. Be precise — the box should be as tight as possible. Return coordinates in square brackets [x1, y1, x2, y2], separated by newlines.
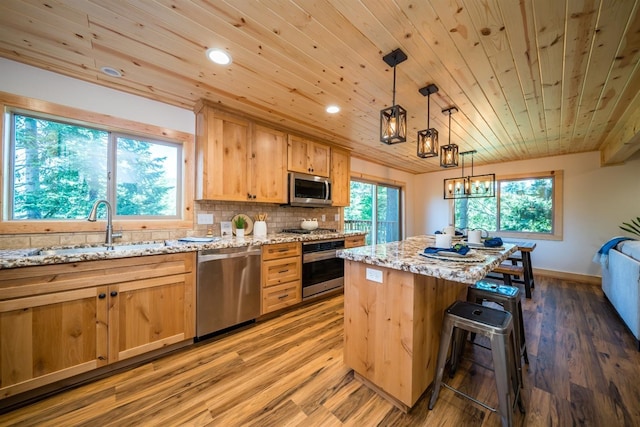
[337, 235, 516, 411]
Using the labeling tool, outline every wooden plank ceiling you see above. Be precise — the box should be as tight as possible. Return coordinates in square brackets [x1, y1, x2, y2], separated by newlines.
[1, 0, 639, 174]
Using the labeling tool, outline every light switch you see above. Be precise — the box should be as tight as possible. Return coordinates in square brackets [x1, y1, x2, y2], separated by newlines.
[197, 213, 214, 224]
[366, 268, 383, 283]
[321, 214, 326, 222]
[335, 214, 340, 221]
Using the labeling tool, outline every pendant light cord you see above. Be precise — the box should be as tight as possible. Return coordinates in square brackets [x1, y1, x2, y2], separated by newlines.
[392, 63, 397, 106]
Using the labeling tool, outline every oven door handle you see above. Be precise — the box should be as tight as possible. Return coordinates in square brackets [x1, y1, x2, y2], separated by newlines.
[303, 250, 338, 263]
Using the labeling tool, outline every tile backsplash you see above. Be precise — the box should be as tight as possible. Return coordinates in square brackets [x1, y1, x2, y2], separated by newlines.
[193, 201, 341, 237]
[0, 201, 341, 249]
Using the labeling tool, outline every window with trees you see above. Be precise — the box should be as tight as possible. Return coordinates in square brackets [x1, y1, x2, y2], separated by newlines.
[345, 179, 402, 245]
[454, 171, 563, 239]
[9, 112, 181, 220]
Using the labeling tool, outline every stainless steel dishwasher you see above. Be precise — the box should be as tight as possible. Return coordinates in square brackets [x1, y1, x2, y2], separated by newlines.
[196, 245, 261, 340]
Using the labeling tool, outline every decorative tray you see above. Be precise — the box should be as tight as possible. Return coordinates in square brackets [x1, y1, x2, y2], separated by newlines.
[231, 213, 253, 235]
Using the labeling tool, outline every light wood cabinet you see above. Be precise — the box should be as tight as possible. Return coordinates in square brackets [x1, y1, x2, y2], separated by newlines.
[0, 253, 195, 400]
[344, 234, 366, 248]
[330, 147, 351, 206]
[261, 242, 302, 314]
[287, 135, 330, 177]
[195, 104, 287, 202]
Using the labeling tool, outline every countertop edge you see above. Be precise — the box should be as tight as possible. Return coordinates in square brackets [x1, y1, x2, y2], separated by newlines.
[0, 231, 367, 270]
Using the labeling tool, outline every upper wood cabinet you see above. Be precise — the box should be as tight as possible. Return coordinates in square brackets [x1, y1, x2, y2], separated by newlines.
[195, 104, 287, 202]
[287, 135, 330, 177]
[330, 147, 351, 207]
[251, 125, 288, 203]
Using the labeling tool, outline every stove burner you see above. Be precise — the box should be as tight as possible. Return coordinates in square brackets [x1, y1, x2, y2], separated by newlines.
[282, 228, 338, 235]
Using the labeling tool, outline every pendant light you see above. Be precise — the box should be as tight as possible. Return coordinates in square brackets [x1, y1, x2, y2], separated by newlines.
[380, 48, 408, 144]
[443, 150, 496, 199]
[440, 107, 459, 168]
[417, 84, 439, 158]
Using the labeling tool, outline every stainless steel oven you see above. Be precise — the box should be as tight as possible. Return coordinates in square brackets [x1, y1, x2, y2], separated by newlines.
[302, 238, 345, 300]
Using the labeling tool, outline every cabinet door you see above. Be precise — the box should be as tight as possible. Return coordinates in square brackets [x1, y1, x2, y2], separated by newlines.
[310, 143, 330, 177]
[108, 273, 194, 363]
[196, 107, 250, 201]
[251, 125, 287, 203]
[331, 148, 351, 206]
[0, 288, 108, 399]
[287, 135, 312, 175]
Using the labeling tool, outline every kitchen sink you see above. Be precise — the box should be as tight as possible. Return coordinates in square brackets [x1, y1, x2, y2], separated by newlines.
[38, 242, 167, 256]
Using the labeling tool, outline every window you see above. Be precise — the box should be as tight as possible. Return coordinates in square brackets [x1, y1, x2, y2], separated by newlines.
[345, 179, 402, 245]
[9, 112, 181, 220]
[454, 171, 563, 240]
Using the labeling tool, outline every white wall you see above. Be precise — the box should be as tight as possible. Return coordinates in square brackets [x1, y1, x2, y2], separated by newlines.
[413, 151, 640, 277]
[350, 157, 416, 237]
[0, 58, 194, 133]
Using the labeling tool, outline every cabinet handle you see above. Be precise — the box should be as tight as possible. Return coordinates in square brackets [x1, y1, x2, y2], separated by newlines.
[98, 293, 106, 299]
[278, 269, 289, 273]
[278, 294, 289, 299]
[110, 291, 118, 297]
[277, 248, 288, 252]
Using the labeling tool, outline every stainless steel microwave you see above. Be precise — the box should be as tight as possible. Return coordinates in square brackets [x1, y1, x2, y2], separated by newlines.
[288, 172, 332, 207]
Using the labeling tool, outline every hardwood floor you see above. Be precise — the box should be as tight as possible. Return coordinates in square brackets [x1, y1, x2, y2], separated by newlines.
[3, 276, 640, 426]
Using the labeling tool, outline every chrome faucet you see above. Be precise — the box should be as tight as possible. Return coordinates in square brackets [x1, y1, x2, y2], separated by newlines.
[87, 200, 122, 249]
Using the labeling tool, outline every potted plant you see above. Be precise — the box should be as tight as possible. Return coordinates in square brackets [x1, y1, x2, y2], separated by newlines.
[234, 216, 246, 238]
[620, 217, 640, 237]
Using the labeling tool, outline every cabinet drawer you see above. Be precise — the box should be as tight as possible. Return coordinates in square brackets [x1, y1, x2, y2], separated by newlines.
[345, 235, 366, 248]
[262, 281, 301, 314]
[262, 242, 301, 260]
[262, 257, 301, 287]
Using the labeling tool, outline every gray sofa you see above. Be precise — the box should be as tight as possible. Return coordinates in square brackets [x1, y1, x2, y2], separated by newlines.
[601, 240, 640, 350]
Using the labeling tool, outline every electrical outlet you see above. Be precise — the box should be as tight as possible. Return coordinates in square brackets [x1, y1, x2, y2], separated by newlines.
[335, 214, 340, 221]
[321, 214, 326, 222]
[197, 213, 214, 224]
[366, 268, 383, 283]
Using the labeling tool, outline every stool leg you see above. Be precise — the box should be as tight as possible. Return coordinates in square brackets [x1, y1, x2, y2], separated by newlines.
[522, 252, 534, 296]
[449, 327, 468, 377]
[509, 326, 526, 414]
[502, 273, 512, 286]
[517, 300, 529, 365]
[429, 316, 455, 410]
[490, 333, 514, 427]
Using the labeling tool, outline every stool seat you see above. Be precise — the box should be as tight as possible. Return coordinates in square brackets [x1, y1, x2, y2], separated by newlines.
[429, 300, 524, 427]
[467, 281, 529, 366]
[473, 281, 519, 297]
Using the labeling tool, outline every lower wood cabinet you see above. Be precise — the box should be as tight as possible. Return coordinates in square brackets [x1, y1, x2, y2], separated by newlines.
[345, 234, 366, 248]
[261, 242, 301, 314]
[0, 252, 195, 400]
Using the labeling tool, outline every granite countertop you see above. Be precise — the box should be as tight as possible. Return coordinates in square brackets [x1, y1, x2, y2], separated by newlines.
[337, 235, 517, 284]
[0, 231, 366, 270]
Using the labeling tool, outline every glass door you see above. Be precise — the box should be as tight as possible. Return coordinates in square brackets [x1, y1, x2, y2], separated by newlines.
[345, 179, 402, 245]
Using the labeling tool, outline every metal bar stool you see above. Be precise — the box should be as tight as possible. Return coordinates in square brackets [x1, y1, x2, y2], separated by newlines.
[429, 300, 525, 427]
[467, 281, 529, 366]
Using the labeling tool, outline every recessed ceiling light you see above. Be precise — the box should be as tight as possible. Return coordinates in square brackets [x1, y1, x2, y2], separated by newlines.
[206, 48, 232, 65]
[100, 66, 122, 77]
[326, 105, 340, 114]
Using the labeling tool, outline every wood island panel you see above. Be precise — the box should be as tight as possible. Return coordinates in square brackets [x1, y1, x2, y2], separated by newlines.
[343, 259, 468, 410]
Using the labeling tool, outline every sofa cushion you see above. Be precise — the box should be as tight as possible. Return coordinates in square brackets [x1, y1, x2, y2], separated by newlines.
[619, 240, 640, 262]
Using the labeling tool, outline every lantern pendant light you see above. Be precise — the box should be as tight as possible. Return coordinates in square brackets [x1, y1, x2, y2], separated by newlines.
[380, 48, 408, 144]
[417, 84, 439, 158]
[440, 107, 459, 168]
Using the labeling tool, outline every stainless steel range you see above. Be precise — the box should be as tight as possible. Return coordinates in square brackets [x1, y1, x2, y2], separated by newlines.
[300, 237, 345, 300]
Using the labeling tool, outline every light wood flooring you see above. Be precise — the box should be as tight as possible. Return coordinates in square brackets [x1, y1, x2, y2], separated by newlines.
[2, 276, 640, 426]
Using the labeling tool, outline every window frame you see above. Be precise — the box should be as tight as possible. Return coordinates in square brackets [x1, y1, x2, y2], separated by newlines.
[0, 91, 194, 234]
[453, 170, 563, 241]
